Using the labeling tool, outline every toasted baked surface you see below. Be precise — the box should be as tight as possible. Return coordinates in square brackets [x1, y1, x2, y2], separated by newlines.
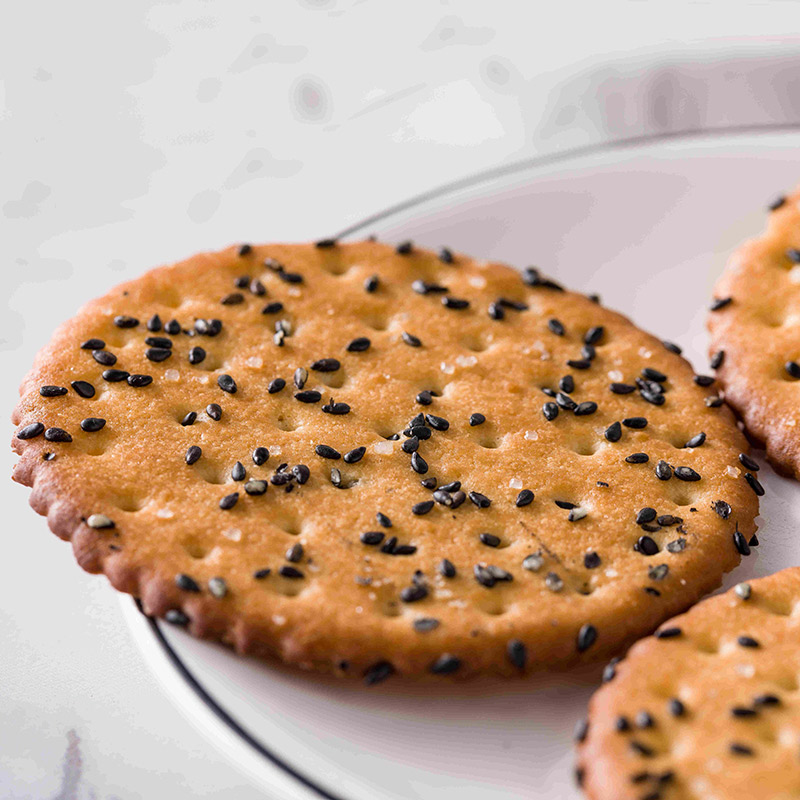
[709, 190, 800, 477]
[12, 241, 758, 680]
[577, 568, 800, 800]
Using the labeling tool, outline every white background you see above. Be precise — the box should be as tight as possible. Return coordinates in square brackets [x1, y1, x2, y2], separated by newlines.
[3, 3, 800, 798]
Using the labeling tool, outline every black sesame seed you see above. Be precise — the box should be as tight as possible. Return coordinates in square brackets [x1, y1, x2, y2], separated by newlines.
[295, 390, 322, 403]
[604, 421, 622, 442]
[487, 302, 504, 320]
[401, 584, 428, 603]
[100, 370, 127, 383]
[768, 195, 787, 211]
[714, 500, 732, 519]
[252, 446, 269, 466]
[635, 711, 655, 729]
[636, 507, 657, 525]
[515, 489, 534, 507]
[311, 358, 341, 373]
[363, 275, 379, 293]
[71, 380, 96, 398]
[278, 271, 303, 284]
[267, 378, 285, 394]
[556, 392, 577, 411]
[442, 296, 469, 310]
[438, 247, 454, 264]
[44, 427, 72, 443]
[285, 543, 304, 563]
[602, 658, 620, 683]
[575, 401, 598, 416]
[754, 694, 780, 706]
[581, 344, 596, 361]
[615, 716, 630, 732]
[542, 402, 559, 421]
[361, 531, 384, 545]
[559, 375, 575, 394]
[410, 451, 428, 474]
[674, 466, 700, 482]
[413, 618, 440, 633]
[729, 743, 754, 756]
[653, 460, 672, 481]
[221, 292, 245, 306]
[216, 374, 236, 394]
[185, 445, 202, 465]
[429, 654, 461, 675]
[17, 422, 44, 440]
[412, 500, 434, 515]
[237, 243, 253, 256]
[577, 624, 598, 653]
[81, 338, 106, 350]
[315, 444, 341, 460]
[709, 350, 725, 370]
[548, 318, 565, 336]
[623, 417, 648, 429]
[788, 249, 800, 263]
[231, 461, 246, 482]
[710, 297, 733, 311]
[396, 240, 413, 255]
[467, 413, 486, 428]
[655, 627, 682, 639]
[337, 446, 364, 465]
[733, 528, 751, 556]
[469, 491, 491, 509]
[145, 347, 172, 363]
[626, 453, 649, 464]
[219, 492, 239, 510]
[292, 464, 310, 484]
[425, 414, 449, 431]
[165, 319, 181, 335]
[279, 565, 304, 579]
[641, 367, 666, 383]
[412, 279, 447, 295]
[479, 533, 501, 548]
[498, 297, 528, 311]
[91, 349, 117, 366]
[176, 573, 201, 593]
[346, 337, 371, 353]
[261, 301, 284, 315]
[609, 387, 637, 403]
[507, 639, 527, 670]
[567, 359, 592, 370]
[584, 551, 601, 569]
[165, 609, 190, 627]
[401, 331, 422, 347]
[744, 472, 765, 496]
[737, 635, 759, 648]
[668, 698, 685, 717]
[126, 374, 152, 388]
[416, 390, 433, 406]
[637, 536, 659, 556]
[439, 559, 456, 578]
[81, 417, 106, 432]
[363, 661, 394, 686]
[731, 707, 758, 718]
[584, 326, 604, 345]
[113, 315, 139, 329]
[739, 453, 759, 472]
[40, 385, 68, 397]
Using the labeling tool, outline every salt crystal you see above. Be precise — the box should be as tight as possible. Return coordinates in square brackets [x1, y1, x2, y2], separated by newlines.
[288, 288, 302, 297]
[735, 663, 755, 678]
[222, 527, 242, 542]
[164, 369, 180, 381]
[608, 369, 623, 381]
[790, 266, 800, 284]
[156, 508, 174, 519]
[638, 347, 652, 358]
[272, 615, 286, 626]
[246, 356, 263, 368]
[726, 465, 740, 478]
[605, 568, 618, 578]
[509, 478, 523, 489]
[468, 275, 487, 288]
[197, 374, 209, 384]
[270, 445, 282, 456]
[524, 430, 539, 441]
[373, 441, 394, 454]
[440, 362, 455, 374]
[455, 354, 478, 367]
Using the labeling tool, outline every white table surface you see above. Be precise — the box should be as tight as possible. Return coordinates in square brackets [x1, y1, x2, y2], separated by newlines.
[3, 4, 800, 798]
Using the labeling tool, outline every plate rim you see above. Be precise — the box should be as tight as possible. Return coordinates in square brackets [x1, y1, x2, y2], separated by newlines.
[134, 120, 800, 800]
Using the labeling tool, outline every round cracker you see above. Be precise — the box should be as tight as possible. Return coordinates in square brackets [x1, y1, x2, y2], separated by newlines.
[709, 189, 800, 477]
[12, 241, 759, 680]
[577, 568, 800, 800]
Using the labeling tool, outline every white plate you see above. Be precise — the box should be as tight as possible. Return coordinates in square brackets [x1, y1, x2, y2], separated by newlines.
[123, 129, 800, 800]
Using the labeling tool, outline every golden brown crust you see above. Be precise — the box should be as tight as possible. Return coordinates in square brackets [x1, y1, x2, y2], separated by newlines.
[577, 568, 800, 800]
[708, 190, 800, 478]
[12, 241, 759, 681]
